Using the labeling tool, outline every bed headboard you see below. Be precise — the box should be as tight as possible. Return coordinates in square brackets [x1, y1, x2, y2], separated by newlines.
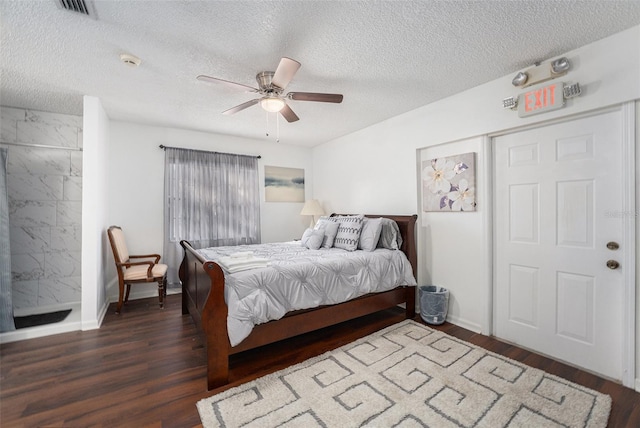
[330, 214, 418, 279]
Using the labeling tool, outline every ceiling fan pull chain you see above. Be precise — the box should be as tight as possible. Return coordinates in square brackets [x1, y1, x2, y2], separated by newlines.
[276, 112, 280, 143]
[265, 111, 270, 136]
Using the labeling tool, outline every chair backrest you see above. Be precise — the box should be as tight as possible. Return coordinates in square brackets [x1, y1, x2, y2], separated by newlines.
[107, 226, 129, 264]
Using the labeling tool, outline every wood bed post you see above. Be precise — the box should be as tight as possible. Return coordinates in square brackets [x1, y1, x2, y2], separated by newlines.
[201, 261, 230, 390]
[178, 254, 188, 315]
[405, 215, 417, 319]
[406, 286, 416, 319]
[179, 240, 233, 390]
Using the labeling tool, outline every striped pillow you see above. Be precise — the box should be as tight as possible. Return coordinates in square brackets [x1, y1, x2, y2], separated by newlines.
[331, 214, 365, 251]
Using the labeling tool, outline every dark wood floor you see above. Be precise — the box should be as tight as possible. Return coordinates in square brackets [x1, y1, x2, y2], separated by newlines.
[1, 294, 639, 427]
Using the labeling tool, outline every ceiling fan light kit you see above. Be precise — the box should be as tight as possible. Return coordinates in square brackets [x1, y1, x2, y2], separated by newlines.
[260, 97, 285, 112]
[197, 57, 343, 124]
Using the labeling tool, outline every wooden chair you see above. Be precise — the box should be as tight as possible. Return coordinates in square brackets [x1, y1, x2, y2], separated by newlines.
[107, 225, 168, 314]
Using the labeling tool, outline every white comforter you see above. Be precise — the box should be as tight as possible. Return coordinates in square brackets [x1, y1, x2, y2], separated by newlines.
[197, 241, 417, 346]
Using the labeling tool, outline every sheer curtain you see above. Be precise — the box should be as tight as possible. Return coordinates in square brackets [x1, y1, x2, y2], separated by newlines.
[163, 147, 261, 285]
[0, 147, 15, 332]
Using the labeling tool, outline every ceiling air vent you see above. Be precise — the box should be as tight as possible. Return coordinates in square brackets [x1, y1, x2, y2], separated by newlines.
[54, 0, 97, 19]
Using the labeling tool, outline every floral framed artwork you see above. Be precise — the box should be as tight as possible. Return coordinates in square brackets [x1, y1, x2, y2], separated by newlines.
[422, 152, 476, 212]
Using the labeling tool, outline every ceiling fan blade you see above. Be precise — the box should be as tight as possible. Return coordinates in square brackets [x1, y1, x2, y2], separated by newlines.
[279, 103, 300, 122]
[288, 92, 343, 103]
[271, 57, 301, 90]
[197, 75, 258, 92]
[222, 99, 260, 115]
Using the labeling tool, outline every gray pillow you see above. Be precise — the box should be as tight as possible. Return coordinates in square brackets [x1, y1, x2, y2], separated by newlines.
[332, 214, 365, 251]
[301, 228, 324, 250]
[358, 217, 383, 251]
[314, 219, 339, 248]
[377, 218, 403, 250]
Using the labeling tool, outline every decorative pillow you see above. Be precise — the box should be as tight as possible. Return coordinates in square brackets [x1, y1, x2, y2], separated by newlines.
[301, 228, 324, 250]
[358, 217, 383, 251]
[332, 214, 365, 251]
[377, 218, 403, 250]
[314, 219, 339, 248]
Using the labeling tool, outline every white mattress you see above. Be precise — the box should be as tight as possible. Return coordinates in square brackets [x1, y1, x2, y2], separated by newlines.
[197, 241, 417, 346]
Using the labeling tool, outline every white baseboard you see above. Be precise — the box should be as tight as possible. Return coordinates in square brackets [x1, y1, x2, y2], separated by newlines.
[444, 314, 483, 334]
[636, 378, 640, 392]
[108, 284, 181, 304]
[82, 298, 109, 331]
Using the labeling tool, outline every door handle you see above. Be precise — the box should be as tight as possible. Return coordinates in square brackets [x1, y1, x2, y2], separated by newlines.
[606, 260, 620, 270]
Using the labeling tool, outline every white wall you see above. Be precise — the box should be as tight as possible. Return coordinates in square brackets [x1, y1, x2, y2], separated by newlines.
[81, 96, 110, 329]
[105, 121, 314, 299]
[315, 26, 640, 213]
[417, 137, 492, 333]
[313, 26, 640, 387]
[636, 100, 640, 392]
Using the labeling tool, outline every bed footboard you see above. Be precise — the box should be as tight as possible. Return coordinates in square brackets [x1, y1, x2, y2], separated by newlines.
[180, 240, 231, 388]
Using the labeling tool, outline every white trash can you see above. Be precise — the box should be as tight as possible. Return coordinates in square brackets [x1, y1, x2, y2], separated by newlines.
[419, 285, 449, 325]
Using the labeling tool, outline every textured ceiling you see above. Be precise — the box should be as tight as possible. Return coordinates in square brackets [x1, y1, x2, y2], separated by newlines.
[2, 1, 640, 147]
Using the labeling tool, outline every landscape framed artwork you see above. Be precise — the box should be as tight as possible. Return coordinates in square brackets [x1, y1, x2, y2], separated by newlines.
[264, 165, 305, 202]
[422, 152, 476, 212]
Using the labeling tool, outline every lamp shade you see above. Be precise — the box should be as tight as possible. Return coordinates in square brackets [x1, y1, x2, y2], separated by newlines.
[300, 199, 325, 216]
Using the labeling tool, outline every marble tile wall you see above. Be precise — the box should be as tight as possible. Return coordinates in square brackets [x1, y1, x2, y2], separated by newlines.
[1, 106, 83, 309]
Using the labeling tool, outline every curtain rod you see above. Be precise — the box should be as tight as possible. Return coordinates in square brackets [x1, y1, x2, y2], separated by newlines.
[159, 144, 261, 159]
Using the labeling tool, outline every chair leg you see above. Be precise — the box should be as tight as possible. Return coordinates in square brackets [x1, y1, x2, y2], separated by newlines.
[116, 279, 125, 314]
[158, 276, 166, 309]
[124, 284, 131, 304]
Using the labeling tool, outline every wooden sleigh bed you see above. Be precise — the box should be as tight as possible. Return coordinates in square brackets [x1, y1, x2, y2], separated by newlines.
[179, 214, 418, 390]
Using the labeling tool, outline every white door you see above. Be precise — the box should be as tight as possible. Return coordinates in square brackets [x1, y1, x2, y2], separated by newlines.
[494, 109, 628, 381]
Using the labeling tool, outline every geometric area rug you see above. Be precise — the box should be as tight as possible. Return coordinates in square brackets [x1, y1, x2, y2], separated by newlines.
[197, 320, 611, 427]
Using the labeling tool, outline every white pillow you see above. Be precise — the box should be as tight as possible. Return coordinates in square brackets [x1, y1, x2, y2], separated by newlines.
[314, 219, 339, 248]
[377, 218, 403, 250]
[332, 214, 365, 251]
[301, 228, 324, 250]
[358, 217, 383, 251]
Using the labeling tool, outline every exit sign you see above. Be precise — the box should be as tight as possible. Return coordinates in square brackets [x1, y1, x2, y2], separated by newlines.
[518, 83, 564, 117]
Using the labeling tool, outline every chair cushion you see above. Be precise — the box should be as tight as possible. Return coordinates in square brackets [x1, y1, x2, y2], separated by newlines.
[124, 263, 168, 281]
[110, 227, 129, 263]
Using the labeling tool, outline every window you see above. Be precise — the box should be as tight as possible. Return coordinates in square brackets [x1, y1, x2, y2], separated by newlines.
[163, 147, 260, 285]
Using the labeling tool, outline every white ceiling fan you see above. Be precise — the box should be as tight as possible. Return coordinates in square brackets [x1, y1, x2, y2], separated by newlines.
[197, 57, 343, 123]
